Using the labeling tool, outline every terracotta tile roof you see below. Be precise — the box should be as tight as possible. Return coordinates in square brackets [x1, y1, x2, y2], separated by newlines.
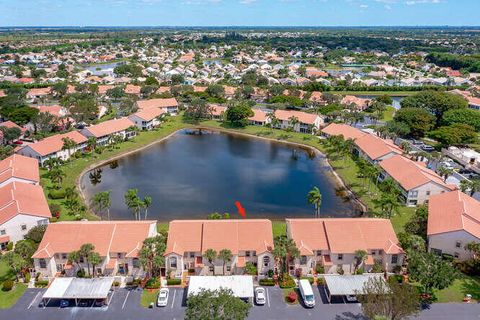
[0, 154, 39, 185]
[209, 104, 227, 116]
[249, 109, 269, 122]
[130, 108, 165, 122]
[428, 190, 480, 238]
[34, 105, 64, 117]
[32, 221, 157, 259]
[354, 134, 402, 161]
[21, 131, 87, 157]
[193, 86, 207, 92]
[83, 118, 135, 138]
[0, 182, 51, 225]
[125, 84, 141, 95]
[27, 87, 51, 97]
[286, 218, 403, 255]
[380, 155, 454, 191]
[0, 121, 26, 133]
[223, 86, 237, 96]
[0, 90, 5, 98]
[156, 86, 171, 94]
[136, 98, 178, 110]
[341, 95, 370, 110]
[274, 110, 319, 125]
[165, 220, 274, 256]
[98, 85, 114, 95]
[321, 123, 366, 140]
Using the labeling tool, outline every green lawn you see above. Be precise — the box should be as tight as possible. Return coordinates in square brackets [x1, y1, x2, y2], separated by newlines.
[140, 289, 159, 308]
[157, 223, 169, 234]
[434, 276, 480, 303]
[272, 221, 286, 237]
[0, 283, 27, 309]
[0, 261, 14, 283]
[382, 106, 396, 122]
[282, 288, 300, 305]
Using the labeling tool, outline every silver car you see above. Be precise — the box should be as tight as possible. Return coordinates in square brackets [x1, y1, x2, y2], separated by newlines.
[157, 288, 170, 307]
[255, 287, 266, 305]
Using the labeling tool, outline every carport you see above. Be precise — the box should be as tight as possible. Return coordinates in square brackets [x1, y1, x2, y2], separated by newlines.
[42, 277, 114, 306]
[323, 274, 385, 303]
[187, 275, 254, 301]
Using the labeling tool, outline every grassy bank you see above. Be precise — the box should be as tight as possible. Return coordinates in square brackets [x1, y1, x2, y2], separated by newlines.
[0, 284, 27, 309]
[140, 289, 159, 308]
[434, 275, 480, 303]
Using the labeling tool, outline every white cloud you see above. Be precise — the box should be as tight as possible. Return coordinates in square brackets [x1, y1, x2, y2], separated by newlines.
[405, 0, 441, 5]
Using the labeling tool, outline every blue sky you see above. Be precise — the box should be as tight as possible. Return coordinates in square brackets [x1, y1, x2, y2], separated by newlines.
[0, 0, 478, 27]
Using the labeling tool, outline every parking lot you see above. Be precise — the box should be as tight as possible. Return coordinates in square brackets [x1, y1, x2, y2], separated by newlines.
[2, 287, 480, 320]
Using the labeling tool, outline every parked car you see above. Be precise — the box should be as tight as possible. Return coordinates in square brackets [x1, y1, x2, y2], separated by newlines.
[412, 140, 423, 145]
[60, 300, 69, 308]
[157, 288, 169, 307]
[440, 162, 454, 170]
[346, 295, 358, 302]
[255, 287, 266, 305]
[421, 145, 435, 152]
[78, 300, 89, 307]
[299, 279, 315, 308]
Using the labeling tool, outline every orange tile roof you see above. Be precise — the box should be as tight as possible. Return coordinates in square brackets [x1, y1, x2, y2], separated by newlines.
[379, 155, 454, 191]
[136, 98, 178, 110]
[130, 108, 165, 121]
[22, 131, 87, 157]
[209, 104, 227, 116]
[0, 120, 26, 133]
[125, 84, 141, 95]
[156, 86, 171, 94]
[249, 109, 268, 122]
[34, 105, 64, 117]
[0, 182, 51, 225]
[321, 123, 366, 140]
[32, 221, 156, 259]
[193, 86, 207, 92]
[274, 110, 319, 125]
[354, 134, 402, 161]
[83, 118, 135, 138]
[165, 220, 274, 256]
[341, 95, 370, 110]
[98, 85, 114, 95]
[0, 154, 39, 185]
[287, 218, 403, 255]
[28, 87, 51, 97]
[428, 190, 480, 238]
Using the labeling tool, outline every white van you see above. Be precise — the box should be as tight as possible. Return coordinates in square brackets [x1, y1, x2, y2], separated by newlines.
[299, 279, 315, 308]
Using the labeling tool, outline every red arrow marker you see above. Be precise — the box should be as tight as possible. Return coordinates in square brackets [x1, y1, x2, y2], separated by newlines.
[235, 201, 246, 218]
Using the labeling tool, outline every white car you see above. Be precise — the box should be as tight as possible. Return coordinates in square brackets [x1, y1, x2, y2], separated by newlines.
[346, 295, 357, 302]
[157, 288, 170, 307]
[255, 287, 266, 305]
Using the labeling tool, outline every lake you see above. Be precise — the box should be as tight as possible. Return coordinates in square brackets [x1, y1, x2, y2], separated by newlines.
[80, 130, 361, 221]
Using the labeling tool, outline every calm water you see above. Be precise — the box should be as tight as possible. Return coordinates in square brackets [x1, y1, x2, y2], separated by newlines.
[80, 130, 360, 221]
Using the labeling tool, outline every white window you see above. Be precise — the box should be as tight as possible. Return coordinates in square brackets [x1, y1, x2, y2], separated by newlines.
[39, 259, 47, 268]
[61, 253, 67, 260]
[391, 255, 398, 264]
[189, 252, 195, 258]
[338, 254, 343, 261]
[300, 256, 307, 265]
[245, 251, 251, 257]
[226, 266, 231, 272]
[409, 190, 418, 198]
[455, 241, 461, 248]
[0, 229, 6, 235]
[21, 224, 27, 231]
[454, 252, 460, 259]
[170, 257, 177, 268]
[263, 256, 270, 267]
[316, 250, 322, 256]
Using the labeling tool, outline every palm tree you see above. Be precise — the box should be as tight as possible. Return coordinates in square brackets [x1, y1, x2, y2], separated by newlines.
[91, 191, 111, 220]
[48, 167, 66, 187]
[307, 186, 322, 218]
[86, 137, 97, 153]
[400, 141, 412, 155]
[143, 196, 152, 220]
[354, 250, 368, 273]
[272, 235, 300, 276]
[89, 252, 102, 277]
[124, 188, 143, 220]
[203, 249, 217, 274]
[67, 250, 81, 271]
[288, 116, 299, 131]
[61, 137, 77, 159]
[267, 112, 279, 130]
[437, 167, 453, 182]
[218, 249, 233, 275]
[374, 193, 400, 219]
[365, 164, 380, 192]
[79, 243, 95, 276]
[379, 177, 400, 196]
[44, 157, 61, 170]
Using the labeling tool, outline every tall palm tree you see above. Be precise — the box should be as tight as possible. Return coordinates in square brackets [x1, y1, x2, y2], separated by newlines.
[89, 252, 102, 277]
[48, 167, 66, 187]
[400, 141, 412, 156]
[91, 191, 111, 220]
[124, 188, 143, 220]
[307, 186, 322, 218]
[143, 196, 152, 220]
[272, 235, 300, 276]
[288, 116, 299, 131]
[218, 249, 232, 275]
[79, 243, 95, 276]
[203, 249, 217, 274]
[354, 250, 368, 273]
[61, 137, 77, 159]
[373, 193, 400, 219]
[437, 167, 453, 182]
[86, 137, 97, 153]
[67, 250, 81, 271]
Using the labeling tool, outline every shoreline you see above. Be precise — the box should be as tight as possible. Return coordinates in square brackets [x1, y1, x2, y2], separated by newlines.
[76, 124, 367, 220]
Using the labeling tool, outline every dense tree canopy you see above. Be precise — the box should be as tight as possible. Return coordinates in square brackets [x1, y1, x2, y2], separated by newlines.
[428, 123, 478, 146]
[225, 102, 254, 127]
[186, 288, 251, 320]
[407, 251, 457, 293]
[442, 108, 480, 131]
[393, 107, 435, 138]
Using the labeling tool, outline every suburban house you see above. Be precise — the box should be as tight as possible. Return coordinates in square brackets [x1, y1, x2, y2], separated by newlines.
[80, 118, 136, 146]
[428, 190, 480, 260]
[16, 131, 87, 166]
[32, 221, 157, 278]
[0, 121, 26, 144]
[136, 98, 179, 115]
[0, 182, 50, 248]
[273, 110, 323, 133]
[0, 154, 39, 187]
[128, 108, 165, 130]
[286, 218, 404, 275]
[379, 155, 455, 206]
[209, 104, 227, 120]
[164, 220, 274, 278]
[321, 123, 402, 163]
[27, 87, 51, 102]
[249, 109, 270, 126]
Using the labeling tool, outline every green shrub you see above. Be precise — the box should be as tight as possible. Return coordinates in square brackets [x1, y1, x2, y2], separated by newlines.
[166, 279, 181, 286]
[24, 273, 31, 283]
[49, 189, 66, 199]
[259, 278, 275, 286]
[49, 217, 58, 223]
[6, 241, 13, 251]
[245, 262, 257, 275]
[317, 276, 325, 286]
[355, 267, 364, 275]
[35, 280, 49, 288]
[113, 281, 120, 287]
[442, 253, 454, 262]
[371, 262, 384, 273]
[145, 277, 161, 289]
[267, 269, 274, 278]
[315, 264, 325, 274]
[2, 280, 14, 291]
[279, 274, 296, 289]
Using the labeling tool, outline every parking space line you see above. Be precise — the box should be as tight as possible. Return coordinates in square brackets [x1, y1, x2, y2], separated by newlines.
[108, 289, 115, 306]
[122, 291, 130, 309]
[171, 290, 177, 309]
[266, 288, 270, 308]
[28, 291, 42, 309]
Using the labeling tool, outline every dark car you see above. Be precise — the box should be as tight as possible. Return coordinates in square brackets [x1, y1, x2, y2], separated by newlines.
[421, 145, 435, 152]
[60, 300, 69, 308]
[78, 300, 89, 307]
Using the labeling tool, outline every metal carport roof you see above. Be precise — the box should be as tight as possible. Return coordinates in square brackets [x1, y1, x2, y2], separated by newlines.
[42, 277, 114, 300]
[324, 274, 386, 296]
